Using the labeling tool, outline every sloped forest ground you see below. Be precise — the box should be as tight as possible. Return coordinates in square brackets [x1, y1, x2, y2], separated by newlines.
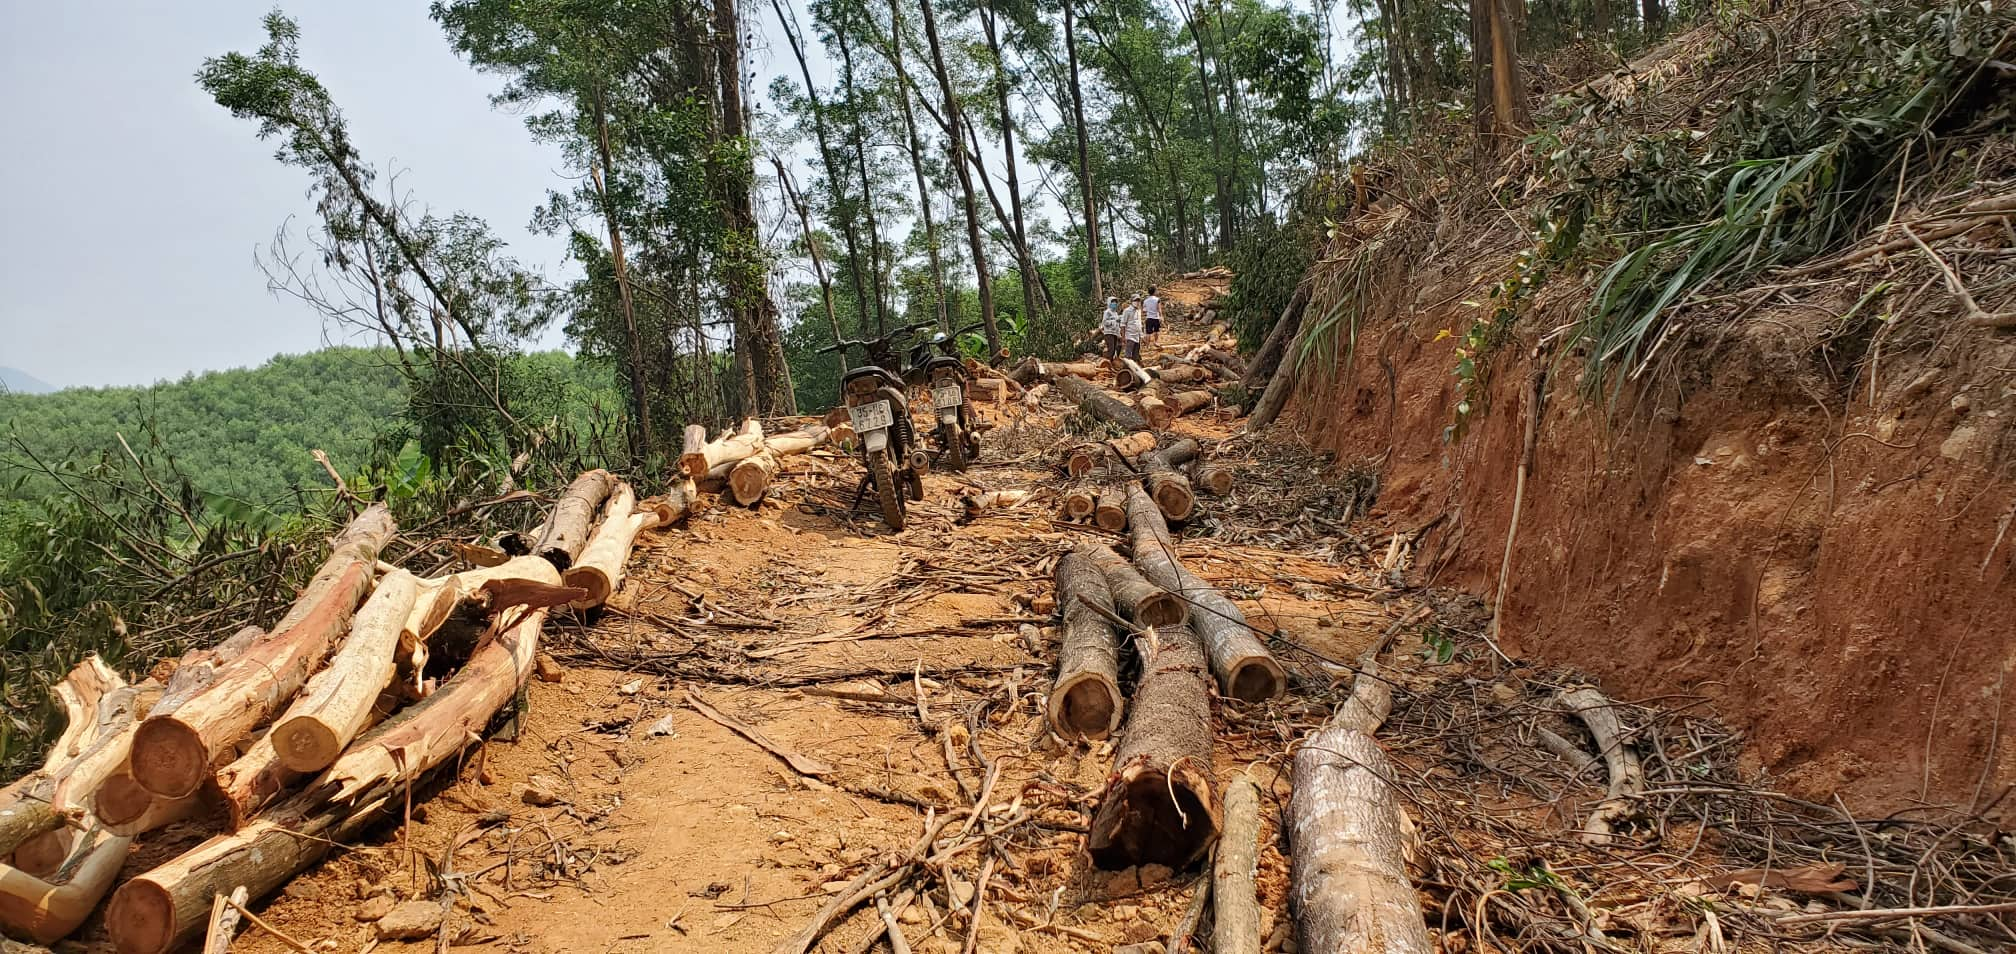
[189, 286, 2011, 954]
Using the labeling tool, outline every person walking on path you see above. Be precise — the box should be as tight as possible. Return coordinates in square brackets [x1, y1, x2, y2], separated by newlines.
[1143, 286, 1163, 348]
[1120, 294, 1145, 365]
[1098, 296, 1123, 364]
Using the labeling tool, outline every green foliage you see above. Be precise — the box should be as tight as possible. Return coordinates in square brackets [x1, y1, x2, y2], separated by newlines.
[1224, 215, 1313, 350]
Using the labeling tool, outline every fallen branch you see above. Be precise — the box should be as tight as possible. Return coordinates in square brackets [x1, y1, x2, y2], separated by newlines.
[1558, 687, 1643, 844]
[1056, 376, 1149, 432]
[1213, 772, 1263, 954]
[527, 469, 615, 570]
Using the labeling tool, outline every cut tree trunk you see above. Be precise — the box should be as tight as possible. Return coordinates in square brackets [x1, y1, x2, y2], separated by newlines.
[1243, 282, 1309, 398]
[1190, 460, 1234, 496]
[682, 418, 765, 480]
[1142, 439, 1200, 522]
[1195, 348, 1245, 379]
[1135, 394, 1170, 430]
[130, 505, 395, 800]
[1087, 622, 1219, 869]
[7, 829, 74, 879]
[1056, 377, 1148, 432]
[1061, 484, 1097, 521]
[0, 657, 134, 854]
[1093, 486, 1128, 532]
[1156, 365, 1211, 386]
[268, 569, 420, 773]
[1125, 486, 1285, 701]
[729, 425, 830, 505]
[1117, 358, 1154, 391]
[0, 830, 133, 945]
[1080, 544, 1185, 627]
[1559, 687, 1642, 845]
[564, 483, 674, 609]
[531, 469, 615, 570]
[1065, 431, 1156, 478]
[1287, 614, 1431, 954]
[94, 770, 202, 837]
[149, 626, 261, 720]
[1214, 773, 1263, 954]
[1046, 547, 1124, 741]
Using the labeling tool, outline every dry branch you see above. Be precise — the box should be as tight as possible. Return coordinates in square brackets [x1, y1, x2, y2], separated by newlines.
[1087, 623, 1219, 869]
[1047, 547, 1125, 741]
[1559, 687, 1643, 844]
[1125, 486, 1285, 701]
[0, 656, 134, 854]
[1214, 773, 1263, 954]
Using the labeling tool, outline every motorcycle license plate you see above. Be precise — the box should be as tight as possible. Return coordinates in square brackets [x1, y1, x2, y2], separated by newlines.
[848, 401, 894, 432]
[931, 384, 963, 409]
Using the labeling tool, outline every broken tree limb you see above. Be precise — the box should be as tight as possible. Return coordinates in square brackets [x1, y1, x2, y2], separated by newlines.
[563, 483, 663, 610]
[1087, 623, 1219, 869]
[1055, 376, 1149, 432]
[730, 425, 831, 505]
[1065, 431, 1156, 478]
[1125, 486, 1285, 702]
[269, 569, 421, 773]
[681, 418, 765, 480]
[200, 886, 249, 954]
[1118, 358, 1154, 391]
[1081, 544, 1185, 627]
[1242, 280, 1309, 399]
[0, 657, 132, 854]
[0, 830, 134, 945]
[1047, 547, 1124, 741]
[530, 469, 615, 570]
[1214, 772, 1264, 954]
[1142, 439, 1200, 522]
[1559, 687, 1643, 845]
[1093, 486, 1128, 532]
[1287, 610, 1430, 954]
[130, 504, 394, 800]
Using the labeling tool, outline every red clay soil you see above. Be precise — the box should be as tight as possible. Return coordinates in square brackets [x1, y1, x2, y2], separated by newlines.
[1287, 264, 2016, 819]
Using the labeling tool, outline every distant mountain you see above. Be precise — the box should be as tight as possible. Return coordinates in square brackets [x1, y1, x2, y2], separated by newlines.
[0, 367, 53, 395]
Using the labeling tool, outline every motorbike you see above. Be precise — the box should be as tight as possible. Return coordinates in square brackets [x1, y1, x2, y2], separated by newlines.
[818, 322, 936, 531]
[904, 322, 987, 473]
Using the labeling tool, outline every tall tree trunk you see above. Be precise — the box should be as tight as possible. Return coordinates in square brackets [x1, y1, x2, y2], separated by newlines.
[835, 23, 891, 335]
[885, 0, 950, 331]
[1472, 0, 1531, 155]
[590, 91, 654, 457]
[918, 0, 1001, 357]
[979, 2, 1042, 329]
[1062, 0, 1103, 303]
[772, 0, 876, 340]
[1640, 0, 1664, 34]
[715, 0, 794, 414]
[775, 158, 850, 382]
[1176, 0, 1233, 255]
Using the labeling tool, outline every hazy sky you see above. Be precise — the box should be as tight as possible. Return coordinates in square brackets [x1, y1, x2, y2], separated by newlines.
[0, 2, 576, 389]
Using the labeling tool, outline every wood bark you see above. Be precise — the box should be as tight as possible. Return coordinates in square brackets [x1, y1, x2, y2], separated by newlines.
[712, 0, 794, 416]
[917, 0, 1001, 357]
[682, 419, 765, 480]
[729, 425, 831, 506]
[1056, 377, 1149, 433]
[1190, 460, 1234, 496]
[1242, 282, 1309, 398]
[532, 469, 615, 570]
[1087, 623, 1219, 869]
[1081, 544, 1185, 628]
[1092, 486, 1128, 532]
[1559, 687, 1643, 844]
[268, 569, 420, 773]
[1065, 431, 1156, 478]
[1286, 620, 1430, 954]
[1047, 548, 1125, 741]
[1125, 486, 1285, 701]
[0, 830, 133, 945]
[149, 626, 262, 719]
[1136, 394, 1170, 431]
[1157, 365, 1211, 386]
[563, 483, 660, 609]
[130, 504, 395, 799]
[0, 657, 133, 854]
[1214, 773, 1263, 954]
[1143, 439, 1200, 522]
[201, 886, 249, 954]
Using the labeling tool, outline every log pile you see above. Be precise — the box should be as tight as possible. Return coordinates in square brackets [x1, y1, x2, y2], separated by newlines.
[0, 468, 682, 950]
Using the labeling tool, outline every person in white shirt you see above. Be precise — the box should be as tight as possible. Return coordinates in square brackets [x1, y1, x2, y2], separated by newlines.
[1097, 297, 1122, 363]
[1120, 296, 1145, 364]
[1142, 287, 1163, 348]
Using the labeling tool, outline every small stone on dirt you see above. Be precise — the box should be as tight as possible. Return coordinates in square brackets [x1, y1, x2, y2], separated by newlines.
[534, 653, 564, 683]
[376, 900, 443, 940]
[618, 678, 644, 695]
[516, 775, 564, 806]
[355, 895, 395, 922]
[282, 880, 322, 900]
[1121, 919, 1161, 943]
[646, 713, 677, 737]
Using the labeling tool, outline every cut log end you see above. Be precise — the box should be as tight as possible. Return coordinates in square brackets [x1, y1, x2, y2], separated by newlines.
[270, 718, 343, 774]
[129, 717, 208, 799]
[1150, 478, 1195, 522]
[1046, 672, 1122, 742]
[106, 878, 176, 954]
[1226, 658, 1289, 703]
[95, 770, 155, 830]
[1136, 592, 1188, 628]
[1088, 757, 1220, 869]
[562, 567, 615, 611]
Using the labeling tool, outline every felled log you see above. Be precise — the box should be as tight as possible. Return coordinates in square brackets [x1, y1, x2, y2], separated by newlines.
[149, 626, 262, 719]
[1214, 773, 1264, 954]
[958, 489, 1030, 520]
[107, 574, 559, 954]
[1093, 486, 1128, 532]
[563, 483, 674, 609]
[1080, 544, 1185, 627]
[729, 425, 830, 506]
[0, 657, 134, 855]
[1242, 282, 1309, 400]
[1065, 431, 1156, 478]
[1142, 439, 1200, 522]
[1060, 484, 1097, 521]
[1116, 358, 1154, 391]
[0, 830, 134, 945]
[681, 418, 765, 479]
[1125, 487, 1285, 701]
[1167, 389, 1214, 419]
[94, 770, 202, 838]
[268, 569, 420, 774]
[1559, 687, 1643, 845]
[7, 830, 74, 880]
[1007, 356, 1045, 386]
[1193, 347, 1245, 379]
[1140, 388, 1216, 431]
[527, 469, 614, 570]
[1087, 623, 1219, 869]
[1021, 382, 1050, 411]
[1190, 460, 1234, 496]
[1134, 394, 1169, 430]
[1287, 615, 1430, 954]
[1046, 547, 1125, 741]
[1055, 376, 1149, 432]
[1156, 365, 1211, 386]
[130, 505, 395, 800]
